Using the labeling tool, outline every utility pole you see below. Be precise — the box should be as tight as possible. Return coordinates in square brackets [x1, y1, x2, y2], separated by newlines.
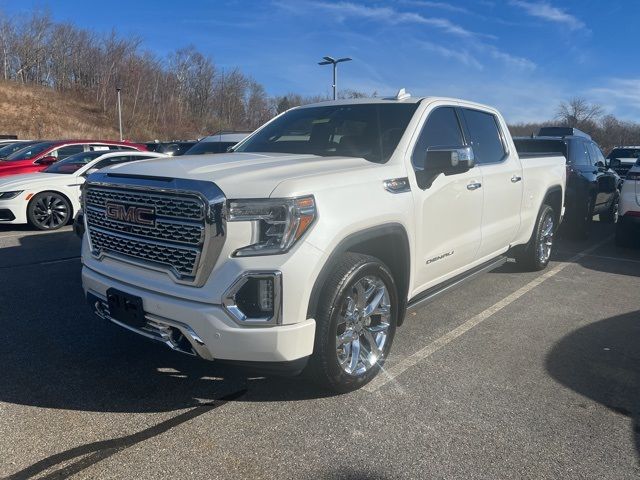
[318, 56, 352, 100]
[116, 86, 123, 141]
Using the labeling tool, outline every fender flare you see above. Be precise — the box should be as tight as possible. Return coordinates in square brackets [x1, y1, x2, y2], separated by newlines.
[306, 223, 411, 326]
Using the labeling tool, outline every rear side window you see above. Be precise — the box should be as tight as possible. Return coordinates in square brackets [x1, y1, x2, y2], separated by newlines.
[461, 109, 507, 164]
[412, 107, 464, 168]
[569, 139, 590, 166]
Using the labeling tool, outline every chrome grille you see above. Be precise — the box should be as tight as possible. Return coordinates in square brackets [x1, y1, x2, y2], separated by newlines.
[86, 187, 204, 220]
[83, 176, 226, 285]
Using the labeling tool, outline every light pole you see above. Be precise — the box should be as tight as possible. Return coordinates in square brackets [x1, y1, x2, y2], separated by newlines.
[116, 86, 123, 141]
[318, 56, 352, 100]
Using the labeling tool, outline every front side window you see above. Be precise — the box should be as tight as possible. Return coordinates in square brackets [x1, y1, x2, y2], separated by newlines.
[461, 109, 507, 164]
[569, 139, 590, 166]
[412, 107, 464, 168]
[54, 144, 85, 159]
[235, 103, 419, 163]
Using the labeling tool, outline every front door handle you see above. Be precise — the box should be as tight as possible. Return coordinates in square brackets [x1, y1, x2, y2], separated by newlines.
[511, 175, 522, 183]
[467, 182, 482, 191]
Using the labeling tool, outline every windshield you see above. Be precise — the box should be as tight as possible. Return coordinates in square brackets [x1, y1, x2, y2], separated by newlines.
[0, 141, 37, 158]
[3, 141, 55, 161]
[235, 103, 419, 163]
[608, 148, 640, 160]
[185, 141, 238, 155]
[43, 151, 104, 174]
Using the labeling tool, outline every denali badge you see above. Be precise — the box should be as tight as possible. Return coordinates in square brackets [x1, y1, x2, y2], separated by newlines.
[105, 202, 156, 226]
[426, 250, 454, 265]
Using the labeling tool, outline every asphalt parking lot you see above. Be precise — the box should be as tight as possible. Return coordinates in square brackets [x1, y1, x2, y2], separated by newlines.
[0, 222, 639, 479]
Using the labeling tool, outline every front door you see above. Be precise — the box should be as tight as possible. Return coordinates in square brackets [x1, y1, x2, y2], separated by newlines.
[410, 105, 483, 295]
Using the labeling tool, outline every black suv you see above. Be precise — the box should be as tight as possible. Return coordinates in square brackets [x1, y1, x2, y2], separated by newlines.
[514, 127, 621, 238]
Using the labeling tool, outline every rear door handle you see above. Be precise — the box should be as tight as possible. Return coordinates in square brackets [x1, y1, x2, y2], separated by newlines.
[511, 175, 522, 183]
[467, 182, 482, 190]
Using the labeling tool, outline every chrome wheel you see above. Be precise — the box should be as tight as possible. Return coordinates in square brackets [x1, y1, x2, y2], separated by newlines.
[32, 194, 69, 229]
[538, 213, 554, 264]
[335, 275, 391, 376]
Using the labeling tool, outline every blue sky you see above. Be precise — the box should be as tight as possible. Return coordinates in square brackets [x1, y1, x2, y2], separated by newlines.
[2, 0, 638, 123]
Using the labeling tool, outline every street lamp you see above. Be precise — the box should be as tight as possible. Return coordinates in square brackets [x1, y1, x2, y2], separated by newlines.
[116, 86, 123, 141]
[318, 56, 352, 100]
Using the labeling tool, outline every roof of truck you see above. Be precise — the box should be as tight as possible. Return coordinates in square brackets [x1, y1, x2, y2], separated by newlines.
[296, 94, 497, 112]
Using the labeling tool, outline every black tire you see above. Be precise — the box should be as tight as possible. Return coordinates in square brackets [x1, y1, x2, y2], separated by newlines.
[514, 204, 555, 271]
[572, 196, 593, 239]
[306, 252, 398, 393]
[27, 191, 72, 231]
[615, 220, 633, 247]
[599, 191, 619, 224]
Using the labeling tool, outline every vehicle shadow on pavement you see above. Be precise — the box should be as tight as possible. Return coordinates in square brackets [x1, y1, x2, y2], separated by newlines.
[545, 310, 640, 458]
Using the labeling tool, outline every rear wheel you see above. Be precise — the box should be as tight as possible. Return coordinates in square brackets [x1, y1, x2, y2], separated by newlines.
[514, 204, 555, 271]
[307, 253, 398, 393]
[599, 191, 619, 224]
[27, 192, 71, 231]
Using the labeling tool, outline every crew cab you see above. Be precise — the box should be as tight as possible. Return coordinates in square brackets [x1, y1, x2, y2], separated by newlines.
[0, 150, 165, 229]
[79, 94, 566, 392]
[616, 158, 640, 247]
[514, 127, 620, 238]
[0, 140, 147, 178]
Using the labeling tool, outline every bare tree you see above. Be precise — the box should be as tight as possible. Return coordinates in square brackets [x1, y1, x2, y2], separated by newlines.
[555, 97, 603, 128]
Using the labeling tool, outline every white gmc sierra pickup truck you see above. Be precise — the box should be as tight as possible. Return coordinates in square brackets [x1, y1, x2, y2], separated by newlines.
[79, 93, 566, 392]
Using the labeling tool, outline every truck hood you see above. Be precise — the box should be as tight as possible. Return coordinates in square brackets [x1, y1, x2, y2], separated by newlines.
[103, 152, 378, 198]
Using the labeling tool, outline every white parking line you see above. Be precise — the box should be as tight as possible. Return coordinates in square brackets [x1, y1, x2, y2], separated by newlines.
[364, 236, 614, 393]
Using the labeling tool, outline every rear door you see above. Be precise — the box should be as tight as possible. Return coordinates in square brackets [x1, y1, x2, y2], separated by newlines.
[410, 105, 483, 291]
[460, 108, 523, 259]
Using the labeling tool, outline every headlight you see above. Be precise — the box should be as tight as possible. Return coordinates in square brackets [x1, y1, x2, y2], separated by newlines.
[228, 196, 316, 256]
[0, 190, 23, 200]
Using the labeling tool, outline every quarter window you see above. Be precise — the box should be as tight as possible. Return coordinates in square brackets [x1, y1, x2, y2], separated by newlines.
[461, 109, 506, 164]
[412, 107, 464, 168]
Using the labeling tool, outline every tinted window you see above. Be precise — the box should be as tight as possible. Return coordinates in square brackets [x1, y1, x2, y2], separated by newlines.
[0, 141, 37, 158]
[412, 107, 464, 168]
[55, 144, 85, 159]
[569, 139, 590, 166]
[92, 155, 135, 170]
[44, 151, 104, 174]
[462, 109, 506, 164]
[235, 103, 419, 163]
[3, 142, 55, 161]
[608, 148, 640, 160]
[587, 142, 605, 166]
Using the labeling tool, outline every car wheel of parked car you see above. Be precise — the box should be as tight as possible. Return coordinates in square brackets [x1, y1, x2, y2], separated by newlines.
[27, 192, 71, 231]
[615, 220, 633, 247]
[599, 191, 619, 224]
[515, 204, 555, 271]
[307, 252, 398, 393]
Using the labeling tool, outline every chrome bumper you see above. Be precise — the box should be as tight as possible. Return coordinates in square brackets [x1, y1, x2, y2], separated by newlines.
[89, 292, 212, 359]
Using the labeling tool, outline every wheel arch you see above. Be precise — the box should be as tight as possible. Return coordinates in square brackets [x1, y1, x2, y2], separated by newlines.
[26, 189, 75, 224]
[307, 223, 411, 326]
[542, 185, 563, 227]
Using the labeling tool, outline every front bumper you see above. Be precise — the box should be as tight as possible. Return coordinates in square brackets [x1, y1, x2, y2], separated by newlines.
[0, 197, 26, 223]
[82, 265, 316, 363]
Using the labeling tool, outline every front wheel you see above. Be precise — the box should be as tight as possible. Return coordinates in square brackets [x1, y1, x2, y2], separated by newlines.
[27, 192, 71, 230]
[307, 253, 398, 393]
[514, 204, 555, 271]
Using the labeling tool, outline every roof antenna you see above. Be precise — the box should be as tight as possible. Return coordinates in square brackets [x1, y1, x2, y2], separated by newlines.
[395, 88, 411, 100]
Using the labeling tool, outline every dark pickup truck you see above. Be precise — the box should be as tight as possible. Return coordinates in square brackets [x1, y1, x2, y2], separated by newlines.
[514, 127, 621, 238]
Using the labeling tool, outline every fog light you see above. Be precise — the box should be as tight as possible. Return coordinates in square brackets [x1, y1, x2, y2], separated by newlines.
[223, 272, 282, 325]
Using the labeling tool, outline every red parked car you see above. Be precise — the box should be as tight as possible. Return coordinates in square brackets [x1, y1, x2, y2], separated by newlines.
[0, 140, 147, 177]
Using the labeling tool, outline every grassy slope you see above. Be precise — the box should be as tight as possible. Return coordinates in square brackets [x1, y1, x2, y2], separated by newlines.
[0, 81, 120, 141]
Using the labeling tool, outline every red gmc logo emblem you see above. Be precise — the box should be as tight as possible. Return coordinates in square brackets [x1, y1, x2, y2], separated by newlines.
[105, 202, 155, 226]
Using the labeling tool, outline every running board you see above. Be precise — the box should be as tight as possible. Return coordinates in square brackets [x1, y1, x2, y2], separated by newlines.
[407, 256, 507, 313]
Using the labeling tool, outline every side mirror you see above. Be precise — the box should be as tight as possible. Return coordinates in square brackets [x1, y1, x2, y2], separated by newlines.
[36, 155, 56, 165]
[595, 160, 605, 168]
[416, 146, 475, 189]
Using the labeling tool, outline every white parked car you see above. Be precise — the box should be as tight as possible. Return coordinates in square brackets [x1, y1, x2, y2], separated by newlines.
[0, 150, 166, 230]
[616, 159, 640, 246]
[79, 94, 566, 392]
